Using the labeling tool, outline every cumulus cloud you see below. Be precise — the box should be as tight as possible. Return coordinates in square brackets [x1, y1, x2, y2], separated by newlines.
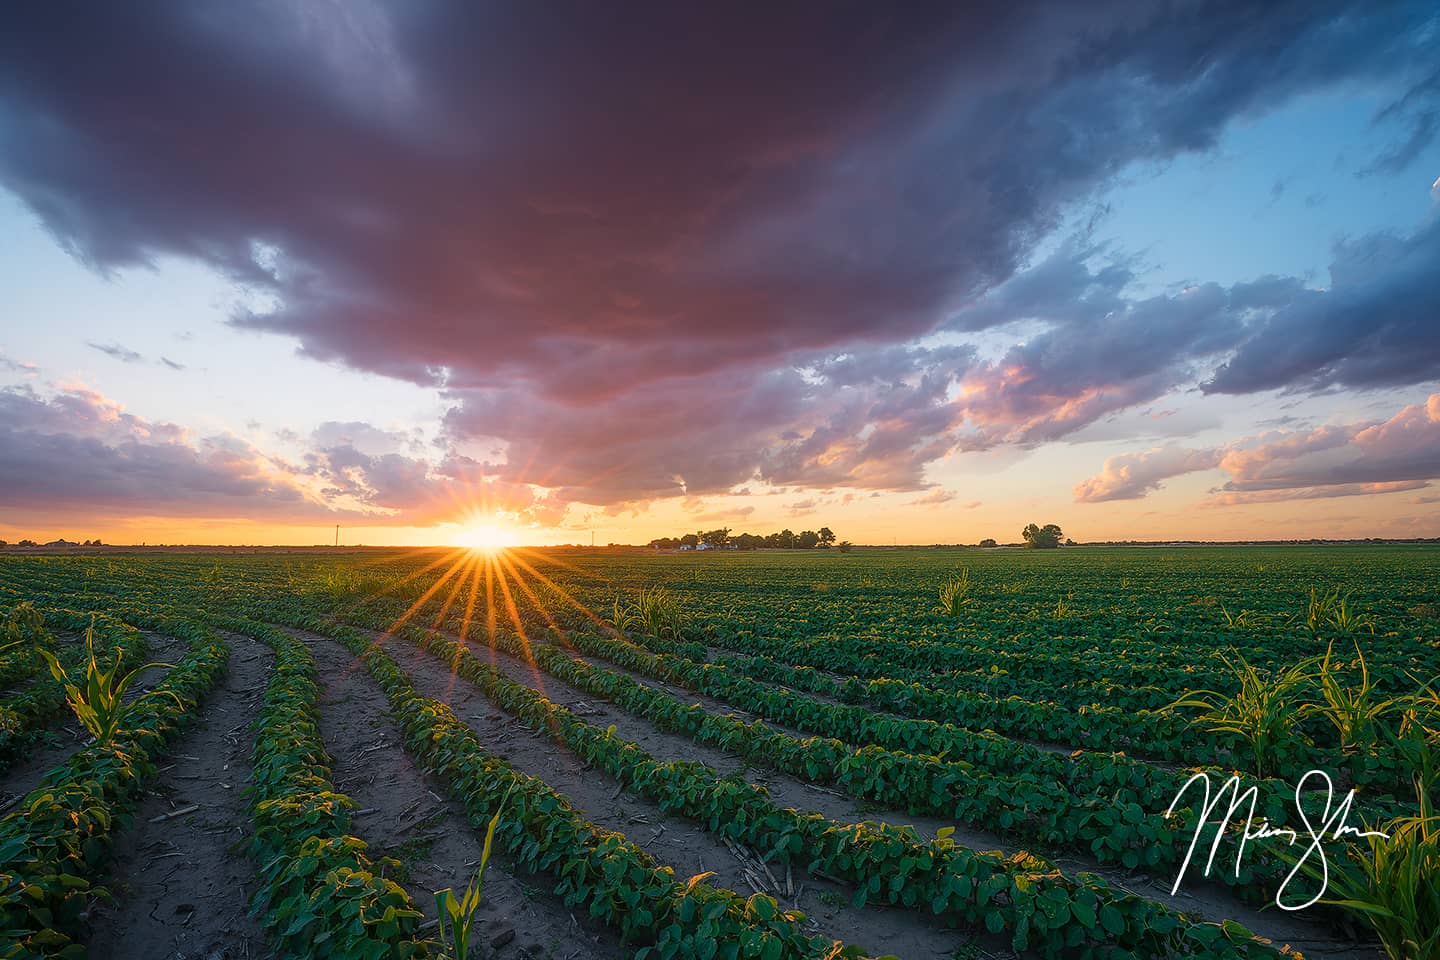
[1216, 393, 1440, 495]
[1074, 446, 1225, 502]
[1075, 393, 1440, 505]
[1, 3, 1436, 508]
[0, 384, 327, 518]
[0, 384, 560, 526]
[1205, 220, 1440, 393]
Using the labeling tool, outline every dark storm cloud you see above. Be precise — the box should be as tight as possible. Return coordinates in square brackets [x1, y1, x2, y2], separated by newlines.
[1204, 220, 1440, 395]
[1, 1, 1436, 506]
[949, 245, 1309, 447]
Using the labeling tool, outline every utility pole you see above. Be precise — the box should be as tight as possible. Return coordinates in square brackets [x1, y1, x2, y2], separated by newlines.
[335, 524, 339, 548]
[591, 529, 595, 547]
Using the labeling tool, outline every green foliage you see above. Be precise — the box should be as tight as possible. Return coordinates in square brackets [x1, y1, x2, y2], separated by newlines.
[1327, 593, 1376, 636]
[934, 569, 972, 617]
[1281, 688, 1439, 960]
[1218, 604, 1260, 630]
[1303, 640, 1402, 756]
[36, 621, 179, 748]
[1294, 585, 1340, 639]
[434, 788, 509, 960]
[611, 586, 687, 640]
[3, 545, 1437, 960]
[1170, 651, 1315, 778]
[0, 616, 227, 958]
[1021, 523, 1063, 549]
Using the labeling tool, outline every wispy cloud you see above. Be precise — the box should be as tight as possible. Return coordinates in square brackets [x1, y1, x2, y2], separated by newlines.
[86, 341, 143, 364]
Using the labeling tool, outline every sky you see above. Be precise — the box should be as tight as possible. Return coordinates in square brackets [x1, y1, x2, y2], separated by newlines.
[1, 1, 1438, 547]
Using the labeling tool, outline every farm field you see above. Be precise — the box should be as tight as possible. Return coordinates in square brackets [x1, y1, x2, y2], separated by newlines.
[0, 545, 1435, 960]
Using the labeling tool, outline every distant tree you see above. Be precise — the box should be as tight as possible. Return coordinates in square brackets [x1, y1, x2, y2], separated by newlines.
[650, 537, 679, 549]
[679, 533, 700, 548]
[837, 541, 853, 553]
[797, 530, 820, 549]
[818, 527, 836, 546]
[17, 540, 36, 548]
[1065, 538, 1076, 547]
[1022, 523, 1064, 549]
[777, 529, 796, 549]
[700, 527, 731, 548]
[0, 540, 7, 548]
[978, 538, 998, 548]
[734, 533, 764, 550]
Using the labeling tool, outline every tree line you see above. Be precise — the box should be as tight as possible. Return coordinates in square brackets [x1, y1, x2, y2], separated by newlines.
[650, 527, 840, 550]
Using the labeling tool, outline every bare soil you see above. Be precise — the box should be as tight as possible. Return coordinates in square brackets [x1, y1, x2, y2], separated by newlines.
[85, 630, 272, 960]
[361, 625, 985, 960]
[300, 628, 623, 960]
[470, 630, 1383, 959]
[0, 630, 193, 810]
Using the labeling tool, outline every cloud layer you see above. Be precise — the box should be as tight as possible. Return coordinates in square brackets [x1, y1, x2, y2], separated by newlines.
[2, 2, 1437, 515]
[1074, 393, 1440, 505]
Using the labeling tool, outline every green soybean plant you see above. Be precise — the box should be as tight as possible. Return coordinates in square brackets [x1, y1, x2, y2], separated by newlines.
[435, 788, 510, 960]
[36, 620, 179, 748]
[1170, 650, 1317, 778]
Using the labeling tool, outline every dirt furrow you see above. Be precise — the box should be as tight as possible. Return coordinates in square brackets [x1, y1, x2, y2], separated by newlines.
[0, 630, 195, 812]
[85, 630, 271, 960]
[299, 628, 623, 960]
[438, 626, 1000, 846]
[448, 629, 1369, 958]
[354, 626, 979, 960]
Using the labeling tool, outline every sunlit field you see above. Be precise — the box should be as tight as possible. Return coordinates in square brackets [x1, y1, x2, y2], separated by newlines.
[1, 545, 1435, 959]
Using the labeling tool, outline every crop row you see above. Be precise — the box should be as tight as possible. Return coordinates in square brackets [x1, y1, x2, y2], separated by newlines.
[673, 625, 1413, 796]
[0, 610, 146, 776]
[386, 610, 1292, 960]
[211, 613, 431, 960]
[343, 592, 1306, 903]
[259, 605, 862, 960]
[0, 616, 227, 959]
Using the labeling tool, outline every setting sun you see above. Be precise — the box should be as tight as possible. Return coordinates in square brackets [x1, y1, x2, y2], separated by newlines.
[453, 522, 519, 551]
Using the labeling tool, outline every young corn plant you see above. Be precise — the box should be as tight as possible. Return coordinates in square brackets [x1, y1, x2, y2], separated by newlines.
[934, 569, 972, 617]
[610, 586, 685, 640]
[1281, 689, 1439, 960]
[1303, 640, 1402, 756]
[1327, 594, 1376, 636]
[36, 620, 178, 748]
[1219, 603, 1260, 630]
[434, 789, 509, 960]
[1170, 650, 1317, 778]
[1293, 586, 1341, 640]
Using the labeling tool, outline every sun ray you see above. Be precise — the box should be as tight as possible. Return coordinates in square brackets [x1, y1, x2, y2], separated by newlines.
[487, 553, 556, 701]
[495, 549, 568, 640]
[379, 550, 471, 644]
[502, 548, 622, 645]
